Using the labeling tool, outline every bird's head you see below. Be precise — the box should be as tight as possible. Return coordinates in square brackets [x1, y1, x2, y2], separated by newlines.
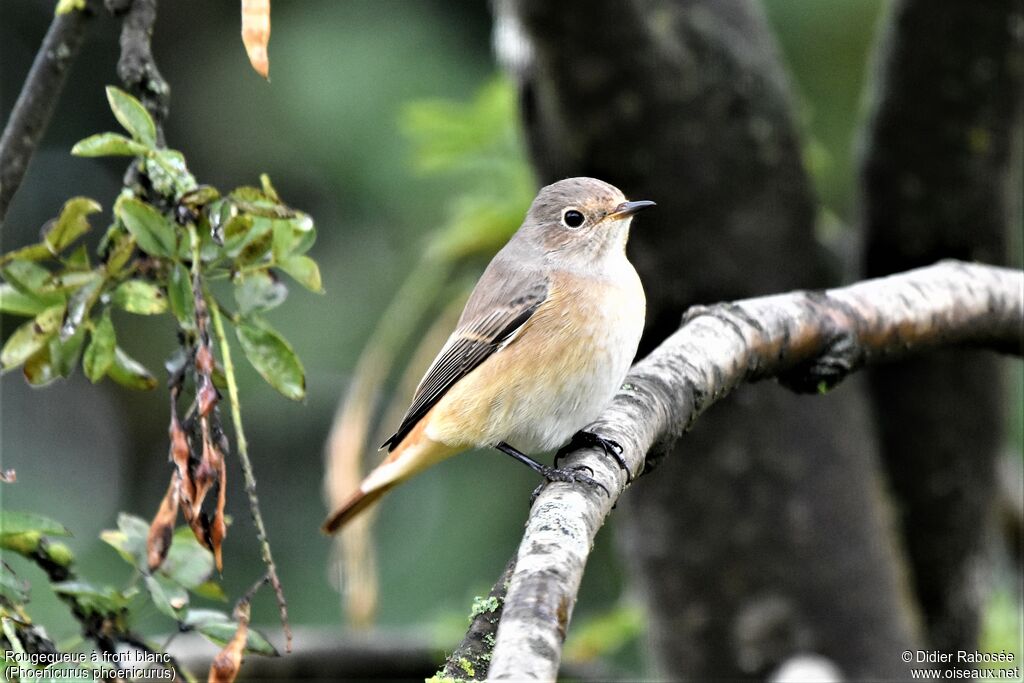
[522, 177, 655, 267]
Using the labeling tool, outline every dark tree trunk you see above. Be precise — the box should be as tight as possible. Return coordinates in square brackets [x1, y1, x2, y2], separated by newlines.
[859, 0, 1024, 654]
[496, 0, 921, 678]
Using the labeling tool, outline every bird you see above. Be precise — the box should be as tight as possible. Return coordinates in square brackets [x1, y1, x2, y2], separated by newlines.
[322, 177, 653, 534]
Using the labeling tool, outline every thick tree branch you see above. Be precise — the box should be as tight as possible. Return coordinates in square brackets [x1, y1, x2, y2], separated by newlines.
[440, 558, 516, 681]
[495, 2, 909, 677]
[484, 260, 1023, 679]
[0, 0, 101, 225]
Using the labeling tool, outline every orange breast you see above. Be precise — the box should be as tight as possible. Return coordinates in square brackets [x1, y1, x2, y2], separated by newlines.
[425, 268, 645, 452]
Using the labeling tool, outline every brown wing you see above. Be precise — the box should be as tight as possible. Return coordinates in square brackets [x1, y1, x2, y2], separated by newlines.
[381, 278, 549, 452]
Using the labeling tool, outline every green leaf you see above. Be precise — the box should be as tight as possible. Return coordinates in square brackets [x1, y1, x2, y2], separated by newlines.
[53, 327, 87, 377]
[233, 271, 287, 314]
[144, 574, 188, 619]
[277, 255, 323, 293]
[105, 86, 157, 147]
[52, 581, 134, 618]
[220, 213, 258, 257]
[71, 132, 149, 158]
[0, 565, 29, 604]
[24, 329, 86, 386]
[83, 309, 116, 382]
[1, 243, 52, 262]
[64, 244, 91, 270]
[0, 510, 71, 536]
[187, 610, 279, 656]
[167, 262, 195, 328]
[145, 149, 197, 198]
[112, 279, 168, 315]
[2, 259, 52, 294]
[0, 305, 64, 370]
[55, 0, 86, 15]
[116, 196, 177, 257]
[270, 215, 315, 259]
[228, 186, 295, 219]
[192, 580, 228, 602]
[235, 316, 306, 400]
[61, 273, 102, 339]
[233, 219, 274, 265]
[0, 531, 42, 556]
[107, 346, 157, 390]
[23, 345, 58, 386]
[162, 527, 215, 590]
[0, 284, 60, 316]
[48, 270, 102, 294]
[44, 197, 100, 254]
[259, 173, 280, 202]
[100, 513, 149, 567]
[105, 232, 136, 275]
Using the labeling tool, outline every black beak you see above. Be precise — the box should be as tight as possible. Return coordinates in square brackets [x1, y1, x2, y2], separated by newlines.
[608, 200, 656, 220]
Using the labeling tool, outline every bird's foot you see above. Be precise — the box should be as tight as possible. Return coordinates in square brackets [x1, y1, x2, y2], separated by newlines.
[555, 430, 632, 484]
[495, 440, 610, 503]
[530, 464, 609, 504]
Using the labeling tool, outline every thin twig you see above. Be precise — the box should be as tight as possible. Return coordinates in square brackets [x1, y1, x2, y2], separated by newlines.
[208, 296, 294, 653]
[107, 0, 170, 142]
[483, 260, 1023, 679]
[0, 0, 101, 224]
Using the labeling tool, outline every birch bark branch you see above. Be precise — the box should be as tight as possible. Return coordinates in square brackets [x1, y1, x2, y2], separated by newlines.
[484, 260, 1023, 680]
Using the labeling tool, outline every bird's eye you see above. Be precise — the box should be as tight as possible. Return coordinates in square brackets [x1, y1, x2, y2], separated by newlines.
[562, 209, 585, 229]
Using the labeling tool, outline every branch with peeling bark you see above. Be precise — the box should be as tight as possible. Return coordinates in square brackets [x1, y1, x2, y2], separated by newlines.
[454, 260, 1022, 680]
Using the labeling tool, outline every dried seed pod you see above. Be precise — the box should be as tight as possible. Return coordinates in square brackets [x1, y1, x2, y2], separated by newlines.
[241, 0, 270, 79]
[208, 601, 250, 683]
[147, 476, 180, 571]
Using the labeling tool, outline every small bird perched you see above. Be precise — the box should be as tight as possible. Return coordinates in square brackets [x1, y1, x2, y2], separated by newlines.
[322, 177, 653, 533]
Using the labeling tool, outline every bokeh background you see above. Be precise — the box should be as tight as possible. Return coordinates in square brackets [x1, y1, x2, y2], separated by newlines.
[1, 0, 1020, 677]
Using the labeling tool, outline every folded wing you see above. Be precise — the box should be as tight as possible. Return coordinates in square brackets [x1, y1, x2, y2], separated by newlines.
[381, 277, 549, 451]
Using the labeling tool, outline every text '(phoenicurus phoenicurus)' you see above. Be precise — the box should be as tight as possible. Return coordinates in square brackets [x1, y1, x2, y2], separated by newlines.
[322, 177, 655, 534]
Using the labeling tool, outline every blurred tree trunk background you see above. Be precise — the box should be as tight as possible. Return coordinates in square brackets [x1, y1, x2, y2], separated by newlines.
[495, 0, 1021, 678]
[860, 0, 1024, 658]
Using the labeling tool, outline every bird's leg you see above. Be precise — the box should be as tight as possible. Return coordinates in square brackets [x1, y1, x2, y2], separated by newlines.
[495, 441, 609, 497]
[554, 430, 632, 484]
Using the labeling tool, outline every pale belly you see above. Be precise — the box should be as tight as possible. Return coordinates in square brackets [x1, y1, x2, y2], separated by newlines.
[425, 273, 645, 453]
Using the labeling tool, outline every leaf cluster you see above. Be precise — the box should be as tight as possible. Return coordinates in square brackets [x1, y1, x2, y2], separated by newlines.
[0, 87, 322, 401]
[1, 510, 275, 680]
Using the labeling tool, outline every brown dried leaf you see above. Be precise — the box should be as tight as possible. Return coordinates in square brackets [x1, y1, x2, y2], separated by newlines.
[147, 477, 181, 571]
[198, 380, 219, 417]
[186, 428, 228, 570]
[241, 0, 270, 80]
[187, 512, 209, 554]
[208, 601, 250, 683]
[196, 344, 214, 375]
[210, 457, 228, 572]
[189, 443, 214, 517]
[170, 415, 196, 506]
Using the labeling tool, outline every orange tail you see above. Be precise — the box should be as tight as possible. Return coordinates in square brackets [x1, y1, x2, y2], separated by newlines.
[321, 422, 458, 535]
[321, 483, 396, 534]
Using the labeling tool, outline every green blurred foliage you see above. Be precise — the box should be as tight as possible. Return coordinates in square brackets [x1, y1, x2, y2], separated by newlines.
[401, 78, 535, 262]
